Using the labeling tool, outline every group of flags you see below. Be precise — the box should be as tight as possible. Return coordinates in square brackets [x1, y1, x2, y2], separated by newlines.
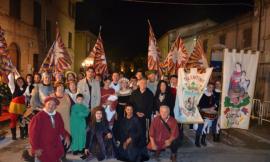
[39, 24, 108, 76]
[0, 23, 108, 79]
[147, 21, 209, 75]
[1, 20, 208, 80]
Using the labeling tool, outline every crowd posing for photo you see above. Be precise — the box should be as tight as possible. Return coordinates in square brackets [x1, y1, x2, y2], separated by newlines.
[0, 67, 222, 162]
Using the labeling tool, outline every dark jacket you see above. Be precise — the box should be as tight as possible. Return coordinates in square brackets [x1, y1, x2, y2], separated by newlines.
[129, 88, 154, 119]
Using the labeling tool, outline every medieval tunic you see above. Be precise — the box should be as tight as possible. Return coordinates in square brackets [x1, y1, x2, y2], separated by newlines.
[148, 116, 179, 151]
[116, 116, 148, 162]
[52, 94, 71, 134]
[85, 121, 115, 161]
[29, 110, 68, 162]
[70, 103, 89, 152]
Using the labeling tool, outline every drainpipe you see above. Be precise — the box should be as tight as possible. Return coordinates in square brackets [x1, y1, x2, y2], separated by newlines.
[257, 0, 263, 51]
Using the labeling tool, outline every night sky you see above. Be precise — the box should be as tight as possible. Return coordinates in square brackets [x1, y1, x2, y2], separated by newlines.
[76, 0, 254, 60]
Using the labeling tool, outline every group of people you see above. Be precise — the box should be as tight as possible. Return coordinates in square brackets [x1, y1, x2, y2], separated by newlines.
[0, 66, 222, 162]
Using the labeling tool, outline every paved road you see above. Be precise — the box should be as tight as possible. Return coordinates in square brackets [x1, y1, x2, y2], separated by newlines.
[0, 126, 270, 162]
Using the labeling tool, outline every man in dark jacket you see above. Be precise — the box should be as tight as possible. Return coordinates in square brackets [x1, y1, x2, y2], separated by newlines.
[129, 78, 154, 146]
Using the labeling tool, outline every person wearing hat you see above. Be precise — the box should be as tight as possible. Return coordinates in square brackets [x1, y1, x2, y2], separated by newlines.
[65, 71, 77, 83]
[29, 96, 70, 162]
[146, 70, 158, 95]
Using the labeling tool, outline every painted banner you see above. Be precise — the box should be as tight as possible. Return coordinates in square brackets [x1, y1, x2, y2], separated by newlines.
[174, 68, 213, 124]
[220, 49, 259, 129]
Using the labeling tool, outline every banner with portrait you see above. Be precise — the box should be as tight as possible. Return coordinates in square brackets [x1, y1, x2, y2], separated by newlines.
[220, 49, 259, 129]
[174, 68, 213, 124]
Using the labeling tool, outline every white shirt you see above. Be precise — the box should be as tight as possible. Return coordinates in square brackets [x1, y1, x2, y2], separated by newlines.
[110, 82, 120, 93]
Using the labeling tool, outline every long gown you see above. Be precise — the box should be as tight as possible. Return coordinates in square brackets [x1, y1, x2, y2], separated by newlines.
[52, 94, 71, 134]
[70, 103, 89, 151]
[116, 116, 149, 162]
[85, 121, 115, 161]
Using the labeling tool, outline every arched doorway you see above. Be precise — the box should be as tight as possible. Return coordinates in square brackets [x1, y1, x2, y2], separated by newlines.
[8, 43, 21, 71]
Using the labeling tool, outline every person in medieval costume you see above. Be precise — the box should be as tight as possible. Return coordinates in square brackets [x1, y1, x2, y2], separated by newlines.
[29, 96, 70, 162]
[195, 83, 218, 147]
[70, 94, 89, 154]
[84, 106, 115, 161]
[147, 105, 179, 162]
[116, 103, 149, 162]
[8, 74, 27, 140]
[100, 77, 118, 129]
[77, 67, 101, 109]
[116, 77, 132, 121]
[30, 72, 54, 109]
[51, 82, 71, 135]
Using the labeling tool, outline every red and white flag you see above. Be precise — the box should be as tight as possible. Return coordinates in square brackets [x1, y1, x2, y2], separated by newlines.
[147, 21, 161, 72]
[0, 26, 19, 80]
[88, 31, 108, 76]
[185, 39, 208, 73]
[39, 25, 72, 74]
[161, 35, 189, 75]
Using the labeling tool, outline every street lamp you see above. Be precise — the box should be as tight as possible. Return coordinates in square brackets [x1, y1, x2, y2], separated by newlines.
[82, 56, 94, 67]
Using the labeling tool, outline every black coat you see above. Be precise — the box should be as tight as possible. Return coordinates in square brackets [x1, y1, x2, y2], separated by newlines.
[129, 88, 154, 119]
[153, 92, 175, 117]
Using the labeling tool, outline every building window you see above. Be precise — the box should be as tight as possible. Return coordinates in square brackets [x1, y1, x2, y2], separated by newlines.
[46, 20, 51, 46]
[219, 34, 226, 45]
[68, 0, 76, 19]
[33, 54, 39, 72]
[10, 0, 21, 19]
[243, 28, 252, 48]
[203, 39, 208, 53]
[68, 32, 72, 48]
[33, 0, 41, 28]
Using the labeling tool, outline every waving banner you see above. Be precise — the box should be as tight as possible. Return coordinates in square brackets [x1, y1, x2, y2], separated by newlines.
[221, 49, 259, 129]
[174, 68, 213, 124]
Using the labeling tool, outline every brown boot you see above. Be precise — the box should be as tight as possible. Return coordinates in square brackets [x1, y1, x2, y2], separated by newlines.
[171, 153, 177, 162]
